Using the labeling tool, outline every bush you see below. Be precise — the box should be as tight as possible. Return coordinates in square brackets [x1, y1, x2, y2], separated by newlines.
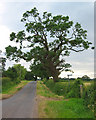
[53, 82, 73, 96]
[25, 71, 34, 80]
[15, 78, 21, 84]
[67, 79, 83, 98]
[2, 77, 14, 92]
[45, 79, 83, 98]
[82, 83, 94, 109]
[43, 78, 48, 84]
[2, 77, 12, 86]
[45, 79, 74, 96]
[45, 79, 55, 90]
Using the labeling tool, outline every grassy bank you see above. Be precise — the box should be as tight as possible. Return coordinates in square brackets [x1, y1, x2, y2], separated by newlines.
[37, 81, 94, 118]
[37, 81, 64, 99]
[1, 80, 30, 99]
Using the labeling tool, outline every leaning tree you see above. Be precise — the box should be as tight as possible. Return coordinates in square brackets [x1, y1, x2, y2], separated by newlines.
[5, 7, 94, 82]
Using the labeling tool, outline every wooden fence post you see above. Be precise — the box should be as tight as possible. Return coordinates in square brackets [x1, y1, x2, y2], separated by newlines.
[80, 84, 83, 97]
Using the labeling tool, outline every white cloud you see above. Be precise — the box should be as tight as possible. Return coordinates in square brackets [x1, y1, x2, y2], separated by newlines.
[0, 3, 6, 23]
[0, 3, 5, 14]
[5, 59, 31, 70]
[0, 25, 18, 52]
[0, 25, 11, 52]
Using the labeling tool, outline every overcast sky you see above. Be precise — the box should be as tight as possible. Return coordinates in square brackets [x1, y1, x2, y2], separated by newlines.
[0, 1, 94, 78]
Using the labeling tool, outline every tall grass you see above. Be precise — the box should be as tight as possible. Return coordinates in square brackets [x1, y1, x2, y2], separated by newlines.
[45, 79, 81, 97]
[45, 98, 94, 118]
[2, 77, 15, 93]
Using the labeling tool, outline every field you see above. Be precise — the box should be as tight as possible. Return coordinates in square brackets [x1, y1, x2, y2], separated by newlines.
[37, 80, 94, 118]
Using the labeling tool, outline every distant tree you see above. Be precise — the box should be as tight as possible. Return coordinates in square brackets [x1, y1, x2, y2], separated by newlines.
[2, 58, 6, 71]
[5, 7, 94, 82]
[4, 64, 26, 83]
[13, 64, 27, 80]
[30, 60, 51, 80]
[82, 75, 90, 80]
[4, 67, 18, 83]
[1, 57, 6, 77]
[77, 77, 82, 79]
[25, 71, 34, 80]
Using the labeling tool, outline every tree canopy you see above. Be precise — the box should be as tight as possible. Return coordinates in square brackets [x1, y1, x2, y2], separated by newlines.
[4, 64, 26, 83]
[30, 60, 51, 80]
[82, 75, 90, 80]
[5, 7, 93, 82]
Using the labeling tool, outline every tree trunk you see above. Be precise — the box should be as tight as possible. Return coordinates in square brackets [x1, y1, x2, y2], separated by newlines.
[48, 59, 60, 82]
[53, 73, 59, 82]
[34, 76, 37, 81]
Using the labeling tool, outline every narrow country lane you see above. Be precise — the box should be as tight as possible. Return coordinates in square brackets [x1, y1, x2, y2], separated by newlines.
[2, 81, 38, 118]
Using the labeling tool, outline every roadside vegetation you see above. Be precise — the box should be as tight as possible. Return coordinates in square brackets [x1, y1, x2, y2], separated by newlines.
[0, 63, 34, 99]
[1, 77, 30, 99]
[37, 80, 95, 118]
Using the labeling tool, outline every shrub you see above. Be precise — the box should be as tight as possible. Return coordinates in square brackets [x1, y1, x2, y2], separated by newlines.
[15, 78, 21, 84]
[53, 82, 73, 96]
[67, 79, 83, 98]
[2, 77, 12, 86]
[82, 83, 94, 109]
[45, 79, 55, 90]
[2, 77, 13, 92]
[43, 78, 48, 84]
[45, 79, 74, 96]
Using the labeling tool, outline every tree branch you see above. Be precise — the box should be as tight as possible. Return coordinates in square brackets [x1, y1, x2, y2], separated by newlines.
[55, 59, 65, 67]
[69, 48, 85, 52]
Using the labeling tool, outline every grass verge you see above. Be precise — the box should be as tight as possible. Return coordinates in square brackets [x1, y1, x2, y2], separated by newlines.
[37, 81, 94, 118]
[1, 80, 30, 99]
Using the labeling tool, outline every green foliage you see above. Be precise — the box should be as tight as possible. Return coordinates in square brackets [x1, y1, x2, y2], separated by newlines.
[45, 98, 94, 118]
[82, 75, 90, 81]
[4, 67, 18, 82]
[82, 83, 95, 109]
[30, 61, 51, 80]
[25, 71, 34, 80]
[42, 78, 48, 84]
[2, 77, 14, 93]
[37, 81, 58, 98]
[45, 79, 95, 113]
[53, 82, 70, 96]
[45, 79, 74, 96]
[4, 64, 26, 84]
[67, 79, 83, 98]
[13, 64, 27, 81]
[45, 79, 84, 98]
[17, 87, 22, 91]
[1, 57, 6, 72]
[2, 79, 29, 94]
[5, 7, 94, 82]
[45, 79, 55, 90]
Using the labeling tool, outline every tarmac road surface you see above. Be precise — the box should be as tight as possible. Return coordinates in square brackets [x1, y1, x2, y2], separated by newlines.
[2, 81, 38, 118]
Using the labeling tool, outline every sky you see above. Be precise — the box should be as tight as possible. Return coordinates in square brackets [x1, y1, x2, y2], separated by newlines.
[0, 0, 95, 78]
